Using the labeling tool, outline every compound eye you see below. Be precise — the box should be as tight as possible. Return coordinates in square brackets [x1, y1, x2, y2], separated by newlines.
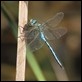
[30, 19, 37, 26]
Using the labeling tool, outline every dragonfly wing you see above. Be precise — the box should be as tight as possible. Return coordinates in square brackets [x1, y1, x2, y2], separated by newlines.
[23, 27, 44, 52]
[27, 33, 45, 52]
[42, 12, 64, 28]
[43, 27, 67, 40]
[43, 27, 55, 40]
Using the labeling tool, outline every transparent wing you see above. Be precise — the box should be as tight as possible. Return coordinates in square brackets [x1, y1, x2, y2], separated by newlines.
[43, 27, 67, 40]
[26, 33, 45, 52]
[24, 27, 44, 52]
[42, 12, 64, 28]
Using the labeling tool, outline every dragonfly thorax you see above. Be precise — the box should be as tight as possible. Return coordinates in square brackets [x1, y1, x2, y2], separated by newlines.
[30, 19, 42, 31]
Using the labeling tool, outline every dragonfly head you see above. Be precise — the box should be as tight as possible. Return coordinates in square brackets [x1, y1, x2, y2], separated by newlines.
[30, 19, 37, 26]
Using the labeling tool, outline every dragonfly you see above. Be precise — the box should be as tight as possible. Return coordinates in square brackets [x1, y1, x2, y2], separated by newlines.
[20, 12, 67, 68]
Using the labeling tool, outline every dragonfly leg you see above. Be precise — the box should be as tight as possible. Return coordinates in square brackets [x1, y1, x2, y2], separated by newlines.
[18, 25, 24, 34]
[18, 34, 25, 41]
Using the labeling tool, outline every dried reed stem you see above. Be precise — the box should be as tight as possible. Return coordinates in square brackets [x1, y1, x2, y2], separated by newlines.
[16, 1, 28, 81]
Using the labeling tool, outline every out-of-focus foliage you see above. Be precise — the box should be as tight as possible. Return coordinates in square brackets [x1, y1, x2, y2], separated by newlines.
[1, 1, 81, 81]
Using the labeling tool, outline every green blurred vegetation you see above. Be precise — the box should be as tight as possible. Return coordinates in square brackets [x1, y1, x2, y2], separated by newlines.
[1, 1, 81, 81]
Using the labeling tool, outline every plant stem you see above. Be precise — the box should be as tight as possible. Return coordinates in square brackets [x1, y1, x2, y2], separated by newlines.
[16, 1, 28, 81]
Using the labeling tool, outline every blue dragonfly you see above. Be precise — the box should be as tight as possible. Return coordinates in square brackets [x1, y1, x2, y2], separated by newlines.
[21, 12, 67, 68]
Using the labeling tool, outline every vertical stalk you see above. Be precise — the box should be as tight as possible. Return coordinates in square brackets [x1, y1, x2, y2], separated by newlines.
[16, 1, 28, 81]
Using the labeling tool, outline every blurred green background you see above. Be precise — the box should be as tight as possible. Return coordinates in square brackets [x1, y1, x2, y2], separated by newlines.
[1, 1, 81, 81]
